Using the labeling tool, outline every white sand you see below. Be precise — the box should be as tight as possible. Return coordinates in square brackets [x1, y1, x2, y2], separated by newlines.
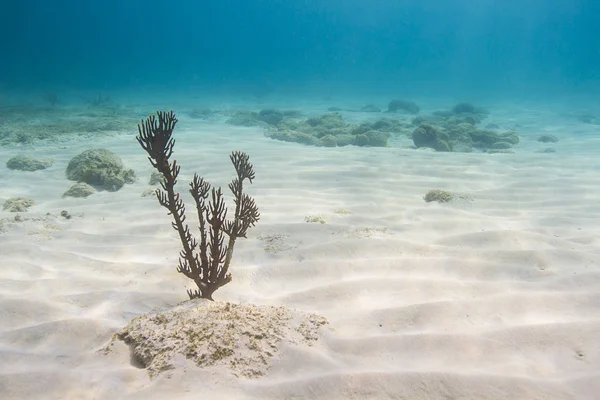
[1, 105, 600, 399]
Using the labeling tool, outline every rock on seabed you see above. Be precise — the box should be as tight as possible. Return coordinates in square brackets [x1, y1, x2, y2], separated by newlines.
[106, 299, 329, 378]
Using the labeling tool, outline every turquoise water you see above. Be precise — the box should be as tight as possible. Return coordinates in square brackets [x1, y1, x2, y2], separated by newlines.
[2, 1, 599, 99]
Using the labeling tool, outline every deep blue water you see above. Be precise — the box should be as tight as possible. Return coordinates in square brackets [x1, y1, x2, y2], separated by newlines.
[2, 0, 600, 99]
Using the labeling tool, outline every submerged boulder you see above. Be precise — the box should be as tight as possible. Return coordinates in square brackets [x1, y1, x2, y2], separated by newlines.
[451, 102, 489, 116]
[470, 130, 519, 150]
[266, 112, 397, 148]
[6, 155, 54, 171]
[361, 104, 382, 113]
[412, 124, 452, 152]
[63, 182, 96, 198]
[258, 109, 284, 126]
[66, 148, 136, 191]
[2, 197, 35, 212]
[354, 130, 390, 147]
[538, 135, 559, 143]
[387, 99, 420, 114]
[306, 112, 347, 129]
[409, 102, 519, 152]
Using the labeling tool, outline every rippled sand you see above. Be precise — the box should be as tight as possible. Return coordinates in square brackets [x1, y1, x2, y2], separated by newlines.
[1, 104, 599, 399]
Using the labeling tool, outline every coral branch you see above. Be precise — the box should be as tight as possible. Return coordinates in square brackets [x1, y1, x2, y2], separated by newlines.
[136, 111, 259, 300]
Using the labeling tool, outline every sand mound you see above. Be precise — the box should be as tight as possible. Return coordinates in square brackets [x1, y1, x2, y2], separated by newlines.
[106, 299, 328, 378]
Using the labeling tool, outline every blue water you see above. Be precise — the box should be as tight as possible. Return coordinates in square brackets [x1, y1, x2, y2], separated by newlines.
[2, 0, 600, 100]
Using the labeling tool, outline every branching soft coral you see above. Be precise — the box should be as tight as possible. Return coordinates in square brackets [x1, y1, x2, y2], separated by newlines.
[136, 111, 260, 300]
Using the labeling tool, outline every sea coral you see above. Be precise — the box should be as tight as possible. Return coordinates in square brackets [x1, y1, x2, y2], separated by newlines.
[136, 111, 260, 300]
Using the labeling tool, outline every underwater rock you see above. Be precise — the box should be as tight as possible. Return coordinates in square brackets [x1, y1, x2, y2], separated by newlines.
[320, 134, 338, 147]
[361, 104, 382, 113]
[327, 106, 343, 112]
[413, 112, 482, 128]
[2, 197, 35, 212]
[106, 299, 328, 378]
[409, 104, 489, 131]
[538, 135, 559, 143]
[6, 155, 53, 171]
[424, 189, 473, 203]
[305, 215, 327, 224]
[63, 182, 96, 198]
[353, 118, 408, 136]
[357, 130, 390, 147]
[265, 113, 397, 148]
[444, 123, 475, 151]
[491, 141, 514, 150]
[452, 102, 489, 115]
[435, 140, 452, 152]
[306, 113, 347, 129]
[411, 112, 519, 153]
[424, 189, 454, 203]
[452, 103, 477, 114]
[334, 134, 357, 147]
[354, 134, 369, 146]
[66, 148, 136, 191]
[387, 99, 420, 114]
[258, 109, 284, 126]
[370, 119, 403, 131]
[470, 130, 519, 150]
[266, 129, 322, 146]
[412, 123, 452, 152]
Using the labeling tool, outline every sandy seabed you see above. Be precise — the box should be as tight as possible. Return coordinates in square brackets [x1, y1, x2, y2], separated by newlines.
[1, 104, 599, 399]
